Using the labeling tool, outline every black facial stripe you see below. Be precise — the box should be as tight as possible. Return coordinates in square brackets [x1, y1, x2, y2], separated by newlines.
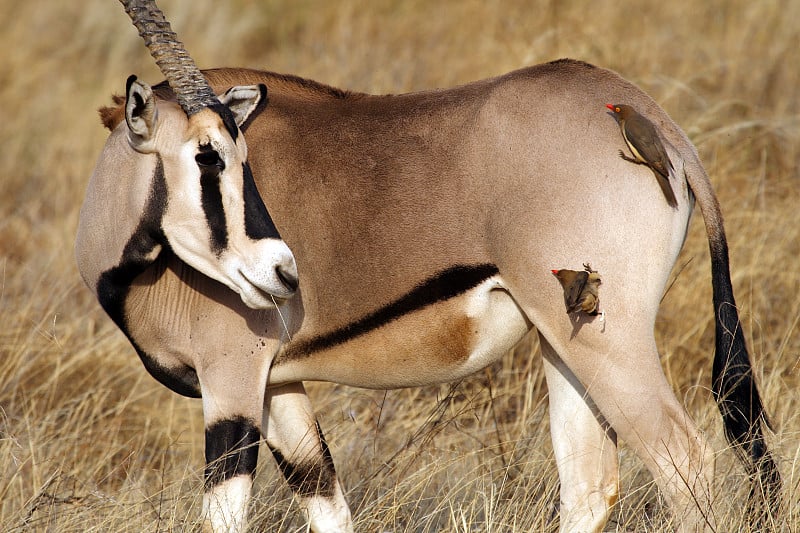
[242, 162, 281, 240]
[96, 157, 201, 398]
[199, 159, 229, 254]
[269, 422, 336, 498]
[205, 416, 261, 490]
[282, 263, 499, 360]
[209, 102, 239, 142]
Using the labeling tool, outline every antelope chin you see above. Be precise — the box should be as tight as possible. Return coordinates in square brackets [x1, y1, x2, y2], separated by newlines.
[237, 271, 294, 310]
[228, 239, 298, 309]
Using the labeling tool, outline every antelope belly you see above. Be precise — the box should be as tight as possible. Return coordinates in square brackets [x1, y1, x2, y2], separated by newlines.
[268, 278, 530, 388]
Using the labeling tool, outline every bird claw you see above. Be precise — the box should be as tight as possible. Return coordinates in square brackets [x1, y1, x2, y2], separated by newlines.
[618, 150, 639, 164]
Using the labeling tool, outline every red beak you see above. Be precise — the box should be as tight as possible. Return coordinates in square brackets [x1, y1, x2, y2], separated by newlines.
[605, 103, 615, 111]
[551, 269, 559, 275]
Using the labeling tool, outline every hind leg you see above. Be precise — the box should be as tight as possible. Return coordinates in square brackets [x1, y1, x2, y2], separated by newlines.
[541, 334, 619, 533]
[542, 322, 718, 532]
[263, 383, 352, 533]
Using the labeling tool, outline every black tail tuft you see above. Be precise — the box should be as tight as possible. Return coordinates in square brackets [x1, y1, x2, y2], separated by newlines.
[709, 233, 781, 524]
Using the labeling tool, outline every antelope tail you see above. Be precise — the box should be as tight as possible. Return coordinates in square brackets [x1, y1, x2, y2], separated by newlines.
[686, 162, 781, 521]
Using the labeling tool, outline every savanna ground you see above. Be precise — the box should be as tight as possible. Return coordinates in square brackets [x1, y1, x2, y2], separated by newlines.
[1, 0, 799, 531]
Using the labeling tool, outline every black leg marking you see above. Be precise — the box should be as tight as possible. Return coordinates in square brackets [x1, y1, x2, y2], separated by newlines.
[269, 422, 337, 499]
[205, 416, 261, 490]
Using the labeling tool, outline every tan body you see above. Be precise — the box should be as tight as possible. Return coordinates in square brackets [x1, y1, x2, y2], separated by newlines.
[79, 60, 778, 532]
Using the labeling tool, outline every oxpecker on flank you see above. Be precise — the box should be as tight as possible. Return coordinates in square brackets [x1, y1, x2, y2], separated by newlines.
[552, 263, 602, 316]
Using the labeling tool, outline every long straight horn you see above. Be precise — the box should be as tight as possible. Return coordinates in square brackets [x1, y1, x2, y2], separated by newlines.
[119, 0, 218, 116]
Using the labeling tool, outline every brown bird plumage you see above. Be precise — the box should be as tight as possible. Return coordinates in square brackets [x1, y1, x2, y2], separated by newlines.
[606, 103, 678, 208]
[551, 263, 602, 315]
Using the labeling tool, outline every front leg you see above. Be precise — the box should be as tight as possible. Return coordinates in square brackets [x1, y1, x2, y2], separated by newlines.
[203, 416, 261, 533]
[263, 383, 353, 533]
[198, 355, 270, 533]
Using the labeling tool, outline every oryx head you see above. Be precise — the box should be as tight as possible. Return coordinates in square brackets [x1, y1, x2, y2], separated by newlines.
[114, 0, 297, 308]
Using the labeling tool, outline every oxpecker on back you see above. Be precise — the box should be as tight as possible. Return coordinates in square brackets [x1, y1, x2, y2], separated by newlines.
[606, 102, 679, 208]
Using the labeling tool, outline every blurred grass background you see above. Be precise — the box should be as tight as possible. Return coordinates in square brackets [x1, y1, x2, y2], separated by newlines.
[1, 0, 799, 530]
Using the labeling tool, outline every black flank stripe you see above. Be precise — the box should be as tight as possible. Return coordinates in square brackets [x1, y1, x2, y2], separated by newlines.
[204, 416, 261, 490]
[200, 162, 228, 253]
[209, 103, 239, 142]
[242, 162, 281, 240]
[287, 263, 499, 358]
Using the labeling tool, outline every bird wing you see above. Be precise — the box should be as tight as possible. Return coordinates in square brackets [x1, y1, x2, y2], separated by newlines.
[563, 270, 589, 312]
[627, 114, 674, 178]
[625, 114, 678, 207]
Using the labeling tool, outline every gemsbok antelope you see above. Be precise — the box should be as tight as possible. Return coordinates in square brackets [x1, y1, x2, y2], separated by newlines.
[76, 0, 780, 531]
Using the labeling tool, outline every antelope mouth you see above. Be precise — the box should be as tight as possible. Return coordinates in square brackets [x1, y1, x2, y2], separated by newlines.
[237, 269, 296, 309]
[276, 265, 299, 293]
[230, 239, 298, 309]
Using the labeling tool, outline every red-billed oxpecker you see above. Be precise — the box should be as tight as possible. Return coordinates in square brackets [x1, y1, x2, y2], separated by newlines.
[552, 263, 602, 315]
[606, 103, 679, 208]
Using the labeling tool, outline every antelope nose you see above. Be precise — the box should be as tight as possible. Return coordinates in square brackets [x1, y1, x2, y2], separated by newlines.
[276, 265, 299, 293]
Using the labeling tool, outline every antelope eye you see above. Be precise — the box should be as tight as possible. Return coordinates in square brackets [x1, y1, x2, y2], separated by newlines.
[195, 146, 224, 169]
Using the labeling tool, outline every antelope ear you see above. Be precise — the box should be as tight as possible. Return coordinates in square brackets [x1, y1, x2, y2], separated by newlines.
[124, 75, 158, 152]
[219, 84, 268, 131]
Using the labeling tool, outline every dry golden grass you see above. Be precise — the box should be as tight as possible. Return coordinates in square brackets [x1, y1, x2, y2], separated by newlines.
[1, 0, 799, 531]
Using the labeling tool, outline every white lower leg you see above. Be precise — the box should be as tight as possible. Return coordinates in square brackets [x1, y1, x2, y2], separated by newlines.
[303, 487, 354, 533]
[202, 475, 252, 533]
